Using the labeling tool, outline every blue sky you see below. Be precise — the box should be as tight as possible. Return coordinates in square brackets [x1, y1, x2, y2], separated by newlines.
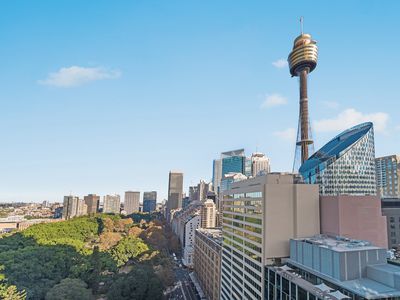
[0, 1, 399, 202]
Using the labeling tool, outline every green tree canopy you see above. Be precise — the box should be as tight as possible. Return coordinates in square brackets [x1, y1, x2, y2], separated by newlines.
[111, 236, 149, 267]
[106, 266, 162, 300]
[45, 278, 93, 300]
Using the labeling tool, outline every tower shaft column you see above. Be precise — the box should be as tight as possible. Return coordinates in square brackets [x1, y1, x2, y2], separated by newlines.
[299, 68, 310, 164]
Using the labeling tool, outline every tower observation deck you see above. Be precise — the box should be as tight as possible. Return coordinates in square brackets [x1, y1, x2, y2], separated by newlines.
[288, 19, 318, 170]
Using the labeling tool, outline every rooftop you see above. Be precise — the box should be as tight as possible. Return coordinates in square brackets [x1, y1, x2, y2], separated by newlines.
[196, 228, 222, 244]
[297, 235, 380, 252]
[221, 149, 245, 158]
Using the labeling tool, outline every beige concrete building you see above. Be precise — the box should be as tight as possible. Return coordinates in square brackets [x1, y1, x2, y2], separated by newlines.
[220, 173, 320, 300]
[84, 194, 100, 214]
[103, 194, 121, 214]
[124, 191, 140, 215]
[200, 199, 216, 228]
[251, 152, 270, 177]
[194, 228, 222, 300]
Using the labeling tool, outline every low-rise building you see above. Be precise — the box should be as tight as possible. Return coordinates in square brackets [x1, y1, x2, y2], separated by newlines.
[266, 236, 400, 299]
[194, 228, 222, 300]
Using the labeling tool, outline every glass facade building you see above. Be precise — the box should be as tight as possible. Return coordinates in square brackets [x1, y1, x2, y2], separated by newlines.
[221, 149, 246, 177]
[299, 122, 377, 196]
[143, 191, 157, 213]
[222, 156, 245, 177]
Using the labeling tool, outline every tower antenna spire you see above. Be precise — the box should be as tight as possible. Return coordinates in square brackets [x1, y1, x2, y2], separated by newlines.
[300, 16, 304, 35]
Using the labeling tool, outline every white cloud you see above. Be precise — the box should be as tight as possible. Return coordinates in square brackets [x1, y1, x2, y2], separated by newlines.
[272, 59, 288, 69]
[38, 66, 121, 87]
[314, 108, 389, 133]
[261, 94, 287, 109]
[273, 128, 296, 142]
[323, 101, 340, 109]
[395, 125, 400, 131]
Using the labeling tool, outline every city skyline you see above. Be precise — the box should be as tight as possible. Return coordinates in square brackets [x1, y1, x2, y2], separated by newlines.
[1, 1, 399, 202]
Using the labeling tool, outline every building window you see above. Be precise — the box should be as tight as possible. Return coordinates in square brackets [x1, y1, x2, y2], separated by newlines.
[298, 287, 307, 299]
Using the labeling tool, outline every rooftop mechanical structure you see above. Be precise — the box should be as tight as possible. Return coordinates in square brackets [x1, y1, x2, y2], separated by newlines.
[288, 19, 318, 170]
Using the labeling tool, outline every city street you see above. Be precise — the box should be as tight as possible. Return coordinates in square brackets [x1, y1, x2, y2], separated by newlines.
[165, 256, 200, 300]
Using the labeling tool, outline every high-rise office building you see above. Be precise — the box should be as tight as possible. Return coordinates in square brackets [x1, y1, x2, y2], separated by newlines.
[124, 191, 140, 215]
[200, 199, 216, 228]
[190, 180, 212, 202]
[84, 194, 100, 214]
[300, 122, 377, 196]
[221, 149, 245, 177]
[103, 194, 121, 214]
[167, 171, 183, 221]
[143, 191, 157, 213]
[189, 186, 198, 201]
[376, 155, 400, 198]
[212, 159, 222, 193]
[251, 152, 271, 177]
[220, 173, 320, 300]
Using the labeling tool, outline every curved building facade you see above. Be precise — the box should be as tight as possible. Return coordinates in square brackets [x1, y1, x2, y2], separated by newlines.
[299, 122, 377, 195]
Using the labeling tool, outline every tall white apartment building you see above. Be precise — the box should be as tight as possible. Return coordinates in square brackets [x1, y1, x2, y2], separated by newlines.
[103, 194, 121, 214]
[63, 196, 87, 219]
[251, 152, 271, 177]
[200, 199, 216, 228]
[182, 214, 201, 267]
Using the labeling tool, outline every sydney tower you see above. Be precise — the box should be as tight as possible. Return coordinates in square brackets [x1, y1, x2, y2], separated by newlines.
[288, 19, 318, 168]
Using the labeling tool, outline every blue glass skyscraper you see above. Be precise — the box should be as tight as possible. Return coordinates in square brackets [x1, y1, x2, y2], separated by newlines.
[221, 149, 245, 177]
[143, 191, 157, 213]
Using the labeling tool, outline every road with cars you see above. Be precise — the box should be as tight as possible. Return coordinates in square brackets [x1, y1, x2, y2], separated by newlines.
[165, 254, 200, 300]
